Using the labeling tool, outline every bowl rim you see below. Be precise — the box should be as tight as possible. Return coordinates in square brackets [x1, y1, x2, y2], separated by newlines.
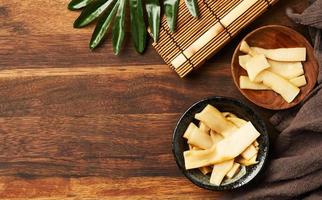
[172, 96, 269, 191]
[231, 24, 319, 110]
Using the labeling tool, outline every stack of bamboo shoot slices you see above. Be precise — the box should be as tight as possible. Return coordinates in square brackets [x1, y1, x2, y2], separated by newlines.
[183, 104, 260, 186]
[238, 41, 307, 103]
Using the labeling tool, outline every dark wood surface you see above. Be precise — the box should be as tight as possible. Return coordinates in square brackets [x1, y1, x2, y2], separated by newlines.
[0, 0, 309, 199]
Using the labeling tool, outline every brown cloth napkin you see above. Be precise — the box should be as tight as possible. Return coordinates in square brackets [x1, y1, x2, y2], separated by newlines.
[227, 0, 322, 199]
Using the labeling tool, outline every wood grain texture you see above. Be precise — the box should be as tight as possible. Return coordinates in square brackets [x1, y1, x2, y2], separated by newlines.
[232, 25, 319, 110]
[0, 0, 310, 199]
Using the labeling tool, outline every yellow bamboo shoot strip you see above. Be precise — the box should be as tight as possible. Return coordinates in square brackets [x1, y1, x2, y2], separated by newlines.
[210, 131, 224, 145]
[183, 123, 213, 150]
[268, 60, 304, 79]
[239, 55, 252, 69]
[241, 144, 258, 160]
[171, 0, 259, 69]
[184, 122, 260, 169]
[210, 160, 234, 186]
[239, 76, 271, 90]
[290, 75, 307, 87]
[254, 140, 259, 147]
[257, 70, 300, 103]
[226, 116, 258, 160]
[251, 47, 307, 62]
[199, 122, 211, 134]
[236, 153, 258, 166]
[195, 105, 238, 138]
[246, 54, 271, 81]
[226, 163, 241, 179]
[190, 146, 212, 175]
[240, 41, 256, 56]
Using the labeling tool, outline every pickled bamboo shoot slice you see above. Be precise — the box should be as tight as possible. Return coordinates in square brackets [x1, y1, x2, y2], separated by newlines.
[257, 70, 300, 103]
[226, 163, 241, 179]
[184, 123, 213, 150]
[246, 54, 271, 81]
[239, 76, 271, 90]
[195, 105, 238, 138]
[290, 75, 307, 87]
[199, 166, 212, 175]
[190, 146, 213, 175]
[239, 55, 252, 70]
[184, 122, 260, 169]
[226, 116, 248, 128]
[251, 47, 306, 62]
[210, 130, 224, 145]
[199, 122, 211, 134]
[268, 60, 304, 79]
[241, 144, 258, 160]
[240, 41, 255, 56]
[210, 160, 234, 186]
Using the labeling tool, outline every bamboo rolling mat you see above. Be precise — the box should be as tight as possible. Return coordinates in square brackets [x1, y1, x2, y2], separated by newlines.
[153, 0, 279, 78]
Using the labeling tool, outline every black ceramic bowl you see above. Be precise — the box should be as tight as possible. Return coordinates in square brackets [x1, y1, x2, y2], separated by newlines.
[172, 96, 269, 190]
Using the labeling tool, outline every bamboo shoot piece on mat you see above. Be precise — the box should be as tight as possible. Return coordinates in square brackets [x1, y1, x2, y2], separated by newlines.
[226, 163, 241, 179]
[171, 23, 224, 68]
[239, 76, 271, 90]
[257, 70, 300, 103]
[184, 122, 260, 169]
[251, 47, 307, 62]
[220, 0, 258, 27]
[183, 123, 213, 150]
[195, 105, 238, 138]
[210, 160, 234, 186]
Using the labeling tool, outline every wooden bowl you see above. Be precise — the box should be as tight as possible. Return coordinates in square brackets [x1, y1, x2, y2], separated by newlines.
[231, 25, 319, 110]
[172, 96, 269, 191]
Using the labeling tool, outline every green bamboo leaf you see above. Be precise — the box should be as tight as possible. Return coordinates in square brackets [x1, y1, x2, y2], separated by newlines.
[89, 1, 119, 49]
[112, 0, 126, 55]
[74, 0, 115, 28]
[185, 0, 199, 18]
[129, 0, 147, 53]
[68, 0, 94, 10]
[164, 0, 179, 32]
[145, 0, 160, 42]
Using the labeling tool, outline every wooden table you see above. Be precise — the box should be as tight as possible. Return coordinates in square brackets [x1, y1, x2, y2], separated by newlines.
[0, 0, 308, 199]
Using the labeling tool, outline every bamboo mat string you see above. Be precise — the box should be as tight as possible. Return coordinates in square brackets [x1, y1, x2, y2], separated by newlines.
[160, 25, 195, 69]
